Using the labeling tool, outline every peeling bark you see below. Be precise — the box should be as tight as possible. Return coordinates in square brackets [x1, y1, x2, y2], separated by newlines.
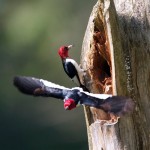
[81, 0, 150, 150]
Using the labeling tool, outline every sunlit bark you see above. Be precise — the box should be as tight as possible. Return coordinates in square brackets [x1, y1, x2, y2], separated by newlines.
[81, 0, 150, 149]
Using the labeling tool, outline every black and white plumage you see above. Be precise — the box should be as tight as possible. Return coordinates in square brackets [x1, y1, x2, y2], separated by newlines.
[13, 76, 134, 116]
[58, 45, 87, 91]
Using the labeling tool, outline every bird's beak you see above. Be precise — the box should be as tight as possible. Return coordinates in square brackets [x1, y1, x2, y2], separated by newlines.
[67, 45, 73, 50]
[65, 106, 69, 110]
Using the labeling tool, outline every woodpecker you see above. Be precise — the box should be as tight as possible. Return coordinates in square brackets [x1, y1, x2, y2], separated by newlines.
[58, 45, 88, 91]
[13, 76, 134, 116]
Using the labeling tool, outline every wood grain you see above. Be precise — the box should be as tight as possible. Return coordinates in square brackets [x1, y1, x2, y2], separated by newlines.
[81, 0, 150, 149]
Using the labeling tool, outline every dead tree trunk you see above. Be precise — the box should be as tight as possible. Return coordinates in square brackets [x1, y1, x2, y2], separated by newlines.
[81, 0, 150, 150]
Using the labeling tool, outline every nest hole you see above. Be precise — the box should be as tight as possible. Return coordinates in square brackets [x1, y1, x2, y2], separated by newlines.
[90, 32, 112, 94]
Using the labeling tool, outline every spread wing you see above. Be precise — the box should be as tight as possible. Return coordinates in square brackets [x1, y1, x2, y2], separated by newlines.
[80, 91, 134, 116]
[100, 96, 135, 116]
[13, 76, 68, 99]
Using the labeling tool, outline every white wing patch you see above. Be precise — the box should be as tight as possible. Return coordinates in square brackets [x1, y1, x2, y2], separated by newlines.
[39, 78, 112, 100]
[71, 87, 112, 100]
[66, 58, 84, 85]
[40, 79, 69, 90]
[85, 93, 112, 100]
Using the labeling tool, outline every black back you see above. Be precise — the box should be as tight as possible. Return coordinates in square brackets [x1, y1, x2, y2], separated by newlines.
[63, 60, 78, 79]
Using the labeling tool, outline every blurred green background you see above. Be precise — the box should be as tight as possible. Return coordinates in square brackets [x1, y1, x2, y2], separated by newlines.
[0, 0, 96, 150]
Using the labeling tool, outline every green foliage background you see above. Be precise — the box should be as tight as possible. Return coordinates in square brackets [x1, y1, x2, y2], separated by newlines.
[0, 0, 96, 149]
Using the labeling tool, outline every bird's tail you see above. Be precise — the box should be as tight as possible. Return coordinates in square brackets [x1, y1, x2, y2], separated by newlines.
[80, 84, 89, 92]
[100, 96, 135, 116]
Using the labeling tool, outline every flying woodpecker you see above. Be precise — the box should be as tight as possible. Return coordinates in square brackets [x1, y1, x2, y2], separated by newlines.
[13, 76, 134, 116]
[58, 45, 88, 91]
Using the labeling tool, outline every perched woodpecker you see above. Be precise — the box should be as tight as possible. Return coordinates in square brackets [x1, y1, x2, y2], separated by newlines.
[13, 76, 134, 116]
[58, 45, 88, 91]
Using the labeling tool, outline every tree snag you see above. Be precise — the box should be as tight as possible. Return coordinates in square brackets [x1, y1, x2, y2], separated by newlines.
[81, 0, 150, 150]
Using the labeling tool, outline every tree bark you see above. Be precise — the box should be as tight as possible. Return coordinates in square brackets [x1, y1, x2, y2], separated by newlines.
[81, 0, 150, 150]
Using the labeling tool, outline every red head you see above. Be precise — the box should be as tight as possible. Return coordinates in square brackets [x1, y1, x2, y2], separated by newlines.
[64, 99, 76, 110]
[58, 45, 73, 59]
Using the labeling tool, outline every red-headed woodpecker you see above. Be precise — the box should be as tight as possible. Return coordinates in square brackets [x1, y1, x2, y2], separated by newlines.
[13, 76, 134, 116]
[58, 45, 88, 91]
